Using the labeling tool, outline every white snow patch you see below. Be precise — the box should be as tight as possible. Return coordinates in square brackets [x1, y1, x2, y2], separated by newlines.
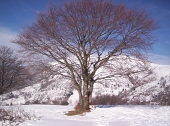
[1, 105, 169, 126]
[68, 90, 79, 106]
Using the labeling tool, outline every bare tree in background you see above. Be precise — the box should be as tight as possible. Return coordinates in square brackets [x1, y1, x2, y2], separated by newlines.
[13, 0, 158, 112]
[0, 46, 31, 95]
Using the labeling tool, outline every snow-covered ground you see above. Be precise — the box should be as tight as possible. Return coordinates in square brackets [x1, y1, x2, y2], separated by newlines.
[3, 105, 169, 126]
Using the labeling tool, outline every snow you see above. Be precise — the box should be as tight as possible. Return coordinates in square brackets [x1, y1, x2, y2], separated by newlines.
[151, 63, 170, 77]
[128, 64, 170, 103]
[0, 63, 170, 125]
[3, 105, 169, 126]
[1, 63, 170, 106]
[68, 90, 79, 106]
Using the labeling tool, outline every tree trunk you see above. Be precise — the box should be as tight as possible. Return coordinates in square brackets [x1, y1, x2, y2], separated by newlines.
[89, 88, 93, 105]
[76, 88, 91, 112]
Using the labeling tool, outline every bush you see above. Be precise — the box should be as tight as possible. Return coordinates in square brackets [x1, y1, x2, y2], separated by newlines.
[92, 94, 127, 105]
[151, 85, 170, 106]
[52, 99, 61, 105]
[32, 100, 41, 104]
[61, 101, 69, 105]
[129, 99, 150, 105]
[24, 101, 31, 105]
[30, 98, 69, 105]
[0, 106, 36, 126]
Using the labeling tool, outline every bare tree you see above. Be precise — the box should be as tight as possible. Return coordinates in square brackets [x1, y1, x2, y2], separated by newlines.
[0, 46, 31, 94]
[13, 0, 157, 112]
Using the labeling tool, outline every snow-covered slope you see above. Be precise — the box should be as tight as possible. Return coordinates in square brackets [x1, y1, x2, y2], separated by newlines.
[0, 80, 73, 106]
[0, 63, 170, 106]
[69, 63, 170, 105]
[128, 64, 170, 104]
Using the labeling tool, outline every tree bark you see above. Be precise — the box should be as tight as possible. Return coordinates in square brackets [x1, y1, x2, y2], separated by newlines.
[76, 81, 92, 112]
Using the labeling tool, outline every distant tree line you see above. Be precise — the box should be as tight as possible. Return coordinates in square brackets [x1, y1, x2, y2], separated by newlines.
[0, 46, 33, 95]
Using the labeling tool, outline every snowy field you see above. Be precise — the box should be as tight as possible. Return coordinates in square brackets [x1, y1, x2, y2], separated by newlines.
[2, 105, 169, 126]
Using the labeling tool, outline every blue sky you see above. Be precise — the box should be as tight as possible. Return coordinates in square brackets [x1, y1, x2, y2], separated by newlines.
[0, 0, 170, 64]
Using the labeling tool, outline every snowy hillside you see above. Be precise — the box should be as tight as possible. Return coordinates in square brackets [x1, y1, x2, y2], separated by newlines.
[69, 63, 170, 105]
[128, 64, 170, 105]
[0, 63, 170, 106]
[0, 80, 73, 106]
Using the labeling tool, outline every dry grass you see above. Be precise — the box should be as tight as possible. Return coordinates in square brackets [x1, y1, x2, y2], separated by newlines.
[0, 106, 36, 126]
[65, 103, 91, 116]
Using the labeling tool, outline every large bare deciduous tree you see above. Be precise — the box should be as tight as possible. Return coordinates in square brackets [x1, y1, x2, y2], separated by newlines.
[13, 0, 157, 112]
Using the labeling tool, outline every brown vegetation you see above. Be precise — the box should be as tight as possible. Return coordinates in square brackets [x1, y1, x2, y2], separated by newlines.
[0, 106, 36, 125]
[92, 94, 127, 105]
[0, 46, 33, 95]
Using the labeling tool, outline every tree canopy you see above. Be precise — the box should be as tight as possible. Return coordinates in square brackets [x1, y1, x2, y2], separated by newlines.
[13, 0, 157, 112]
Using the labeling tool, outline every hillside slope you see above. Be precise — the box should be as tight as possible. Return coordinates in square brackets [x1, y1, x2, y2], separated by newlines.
[128, 64, 170, 105]
[0, 63, 170, 106]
